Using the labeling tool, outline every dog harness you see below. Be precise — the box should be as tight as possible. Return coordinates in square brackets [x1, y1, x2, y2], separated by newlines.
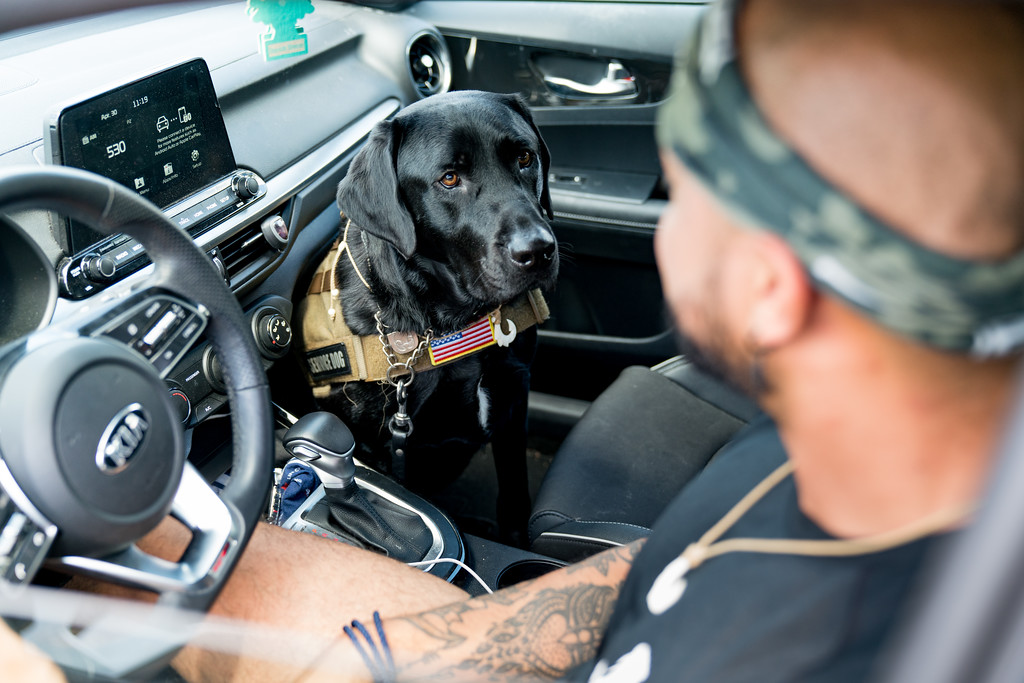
[296, 237, 551, 397]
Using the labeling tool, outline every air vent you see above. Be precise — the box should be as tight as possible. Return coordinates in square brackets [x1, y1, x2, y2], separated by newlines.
[406, 31, 451, 98]
[218, 225, 275, 285]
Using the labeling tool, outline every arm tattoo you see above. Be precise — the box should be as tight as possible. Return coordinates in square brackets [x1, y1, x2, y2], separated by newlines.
[395, 540, 644, 681]
[479, 584, 616, 678]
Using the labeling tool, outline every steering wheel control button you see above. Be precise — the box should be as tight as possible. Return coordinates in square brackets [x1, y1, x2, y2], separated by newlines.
[152, 323, 197, 374]
[135, 308, 180, 356]
[101, 299, 169, 344]
[94, 295, 207, 376]
[0, 512, 27, 557]
[0, 498, 53, 587]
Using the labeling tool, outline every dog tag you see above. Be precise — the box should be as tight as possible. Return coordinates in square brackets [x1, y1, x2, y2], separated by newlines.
[492, 310, 517, 347]
[387, 331, 420, 355]
[494, 318, 517, 347]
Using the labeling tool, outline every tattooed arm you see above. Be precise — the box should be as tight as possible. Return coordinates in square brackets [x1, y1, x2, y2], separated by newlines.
[384, 539, 644, 681]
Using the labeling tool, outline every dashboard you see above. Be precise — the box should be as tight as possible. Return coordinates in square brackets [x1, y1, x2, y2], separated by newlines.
[0, 0, 449, 435]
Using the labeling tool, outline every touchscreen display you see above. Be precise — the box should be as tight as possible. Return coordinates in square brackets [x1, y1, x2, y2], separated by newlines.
[58, 59, 235, 253]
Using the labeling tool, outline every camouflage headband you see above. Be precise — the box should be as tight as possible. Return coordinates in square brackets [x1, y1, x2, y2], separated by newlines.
[656, 0, 1024, 357]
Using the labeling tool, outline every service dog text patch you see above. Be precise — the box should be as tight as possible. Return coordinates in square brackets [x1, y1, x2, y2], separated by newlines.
[306, 343, 353, 382]
[429, 316, 496, 365]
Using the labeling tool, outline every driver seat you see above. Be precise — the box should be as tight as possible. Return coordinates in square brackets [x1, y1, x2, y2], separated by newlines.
[528, 356, 760, 562]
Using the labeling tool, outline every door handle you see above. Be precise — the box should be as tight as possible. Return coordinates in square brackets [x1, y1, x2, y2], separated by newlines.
[541, 60, 638, 100]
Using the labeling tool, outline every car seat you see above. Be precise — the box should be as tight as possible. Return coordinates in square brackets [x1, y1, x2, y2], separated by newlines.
[528, 356, 761, 562]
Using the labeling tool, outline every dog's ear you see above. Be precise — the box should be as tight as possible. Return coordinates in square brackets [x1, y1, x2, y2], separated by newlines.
[501, 94, 553, 220]
[336, 118, 417, 259]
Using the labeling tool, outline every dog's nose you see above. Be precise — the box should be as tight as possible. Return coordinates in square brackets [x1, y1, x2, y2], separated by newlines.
[508, 230, 556, 270]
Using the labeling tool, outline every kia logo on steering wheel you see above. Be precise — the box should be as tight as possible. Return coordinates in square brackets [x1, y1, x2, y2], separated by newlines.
[96, 403, 151, 474]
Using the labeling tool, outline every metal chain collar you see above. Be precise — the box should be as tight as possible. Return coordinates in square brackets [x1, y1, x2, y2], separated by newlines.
[374, 311, 433, 386]
[374, 311, 434, 446]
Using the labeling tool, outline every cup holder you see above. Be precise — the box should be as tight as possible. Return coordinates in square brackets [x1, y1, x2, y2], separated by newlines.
[495, 558, 566, 589]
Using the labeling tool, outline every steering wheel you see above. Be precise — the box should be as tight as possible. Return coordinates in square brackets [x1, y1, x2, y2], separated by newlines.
[0, 166, 272, 677]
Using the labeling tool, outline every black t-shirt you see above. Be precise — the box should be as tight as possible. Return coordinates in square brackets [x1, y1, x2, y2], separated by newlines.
[570, 416, 947, 683]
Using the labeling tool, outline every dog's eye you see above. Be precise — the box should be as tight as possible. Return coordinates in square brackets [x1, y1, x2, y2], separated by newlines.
[439, 171, 460, 188]
[517, 151, 533, 169]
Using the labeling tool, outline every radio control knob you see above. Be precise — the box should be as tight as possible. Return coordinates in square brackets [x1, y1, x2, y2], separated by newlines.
[232, 172, 260, 200]
[81, 253, 117, 283]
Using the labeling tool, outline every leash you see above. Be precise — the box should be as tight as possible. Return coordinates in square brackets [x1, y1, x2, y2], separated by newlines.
[374, 310, 433, 482]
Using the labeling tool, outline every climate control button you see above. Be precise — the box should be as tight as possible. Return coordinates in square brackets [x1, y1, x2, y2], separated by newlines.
[167, 388, 191, 424]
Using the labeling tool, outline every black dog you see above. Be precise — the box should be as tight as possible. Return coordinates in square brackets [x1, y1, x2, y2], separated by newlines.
[306, 91, 558, 542]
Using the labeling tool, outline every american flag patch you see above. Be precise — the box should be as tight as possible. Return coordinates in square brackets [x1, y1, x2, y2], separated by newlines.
[429, 316, 496, 365]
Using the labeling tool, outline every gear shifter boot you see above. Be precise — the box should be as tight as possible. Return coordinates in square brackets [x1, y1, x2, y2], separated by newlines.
[303, 482, 433, 563]
[284, 412, 433, 562]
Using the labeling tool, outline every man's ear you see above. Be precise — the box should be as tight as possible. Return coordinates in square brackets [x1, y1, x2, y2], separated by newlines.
[745, 231, 814, 349]
[500, 93, 553, 220]
[336, 118, 417, 259]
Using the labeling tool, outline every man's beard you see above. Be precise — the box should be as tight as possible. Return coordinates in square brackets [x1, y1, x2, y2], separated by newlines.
[669, 312, 767, 399]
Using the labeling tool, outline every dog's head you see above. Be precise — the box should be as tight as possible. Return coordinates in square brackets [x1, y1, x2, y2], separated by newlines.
[337, 91, 558, 310]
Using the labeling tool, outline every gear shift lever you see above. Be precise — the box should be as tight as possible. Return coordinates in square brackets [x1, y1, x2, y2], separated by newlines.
[282, 412, 357, 488]
[282, 412, 432, 563]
